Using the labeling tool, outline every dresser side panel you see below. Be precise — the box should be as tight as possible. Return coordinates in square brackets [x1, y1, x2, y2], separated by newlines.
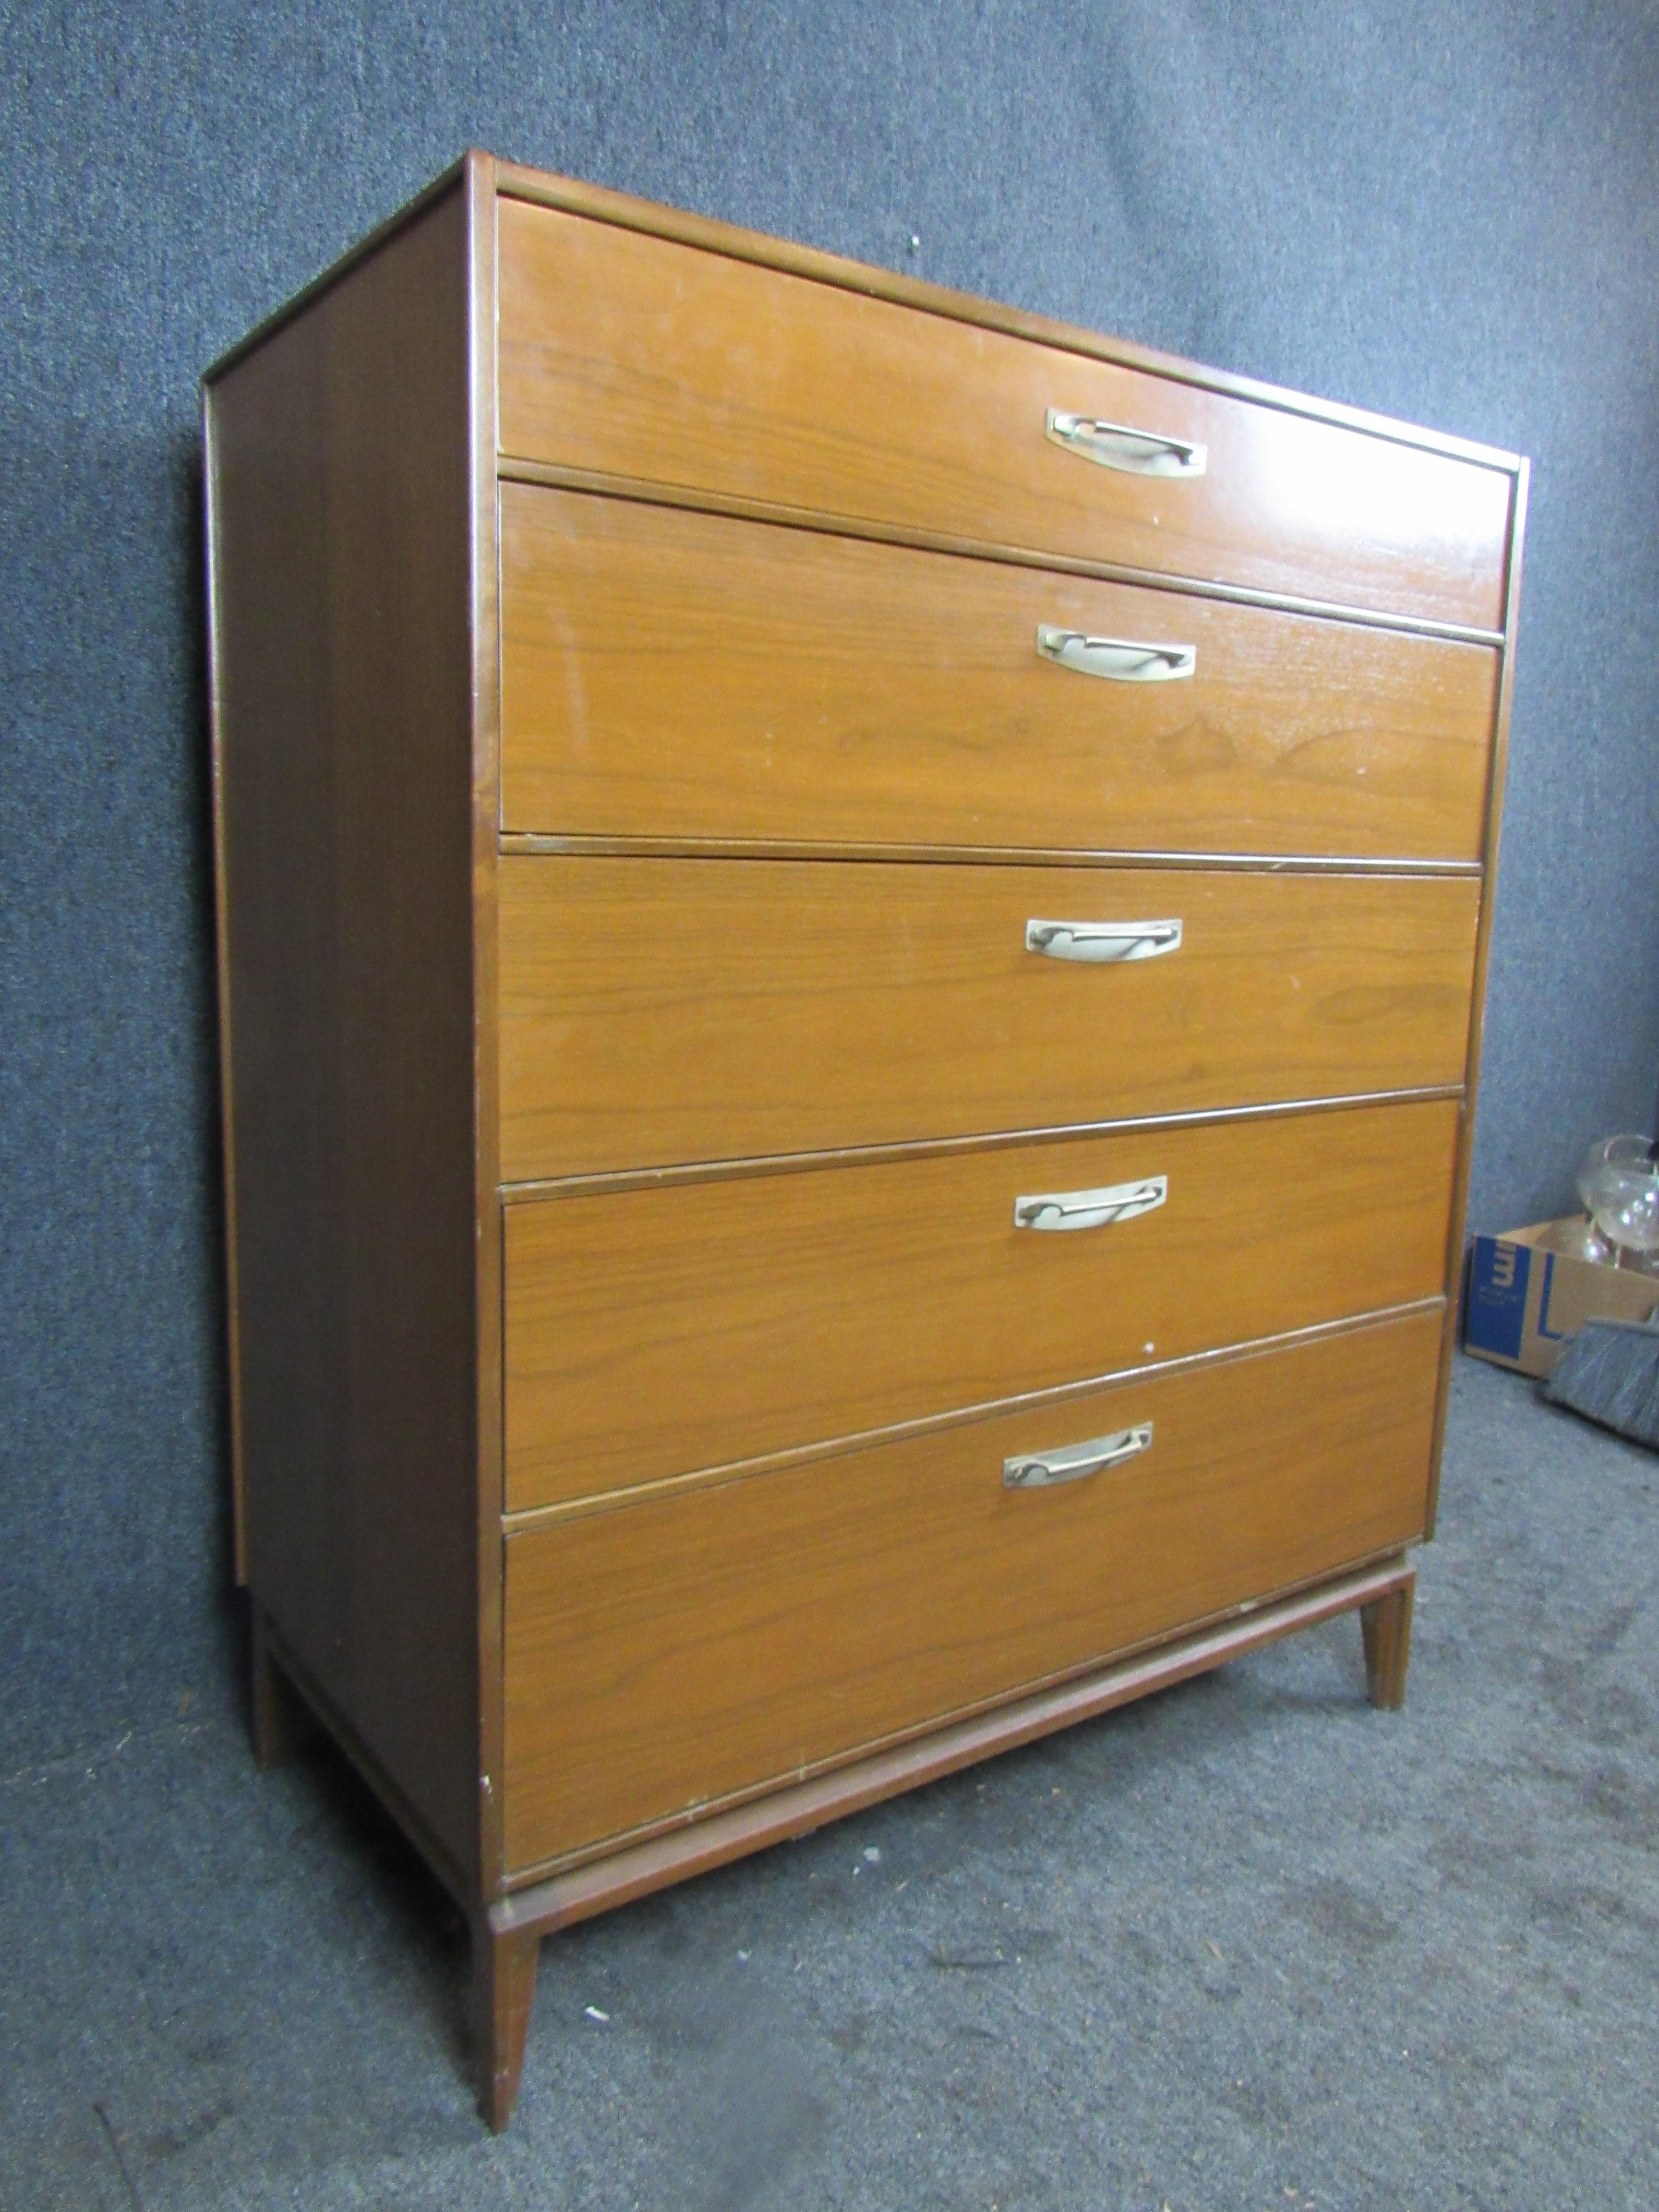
[467, 156, 505, 1897]
[1428, 458, 1529, 1532]
[206, 183, 481, 1890]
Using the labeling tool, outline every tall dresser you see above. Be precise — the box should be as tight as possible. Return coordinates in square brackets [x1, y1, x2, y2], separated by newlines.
[204, 150, 1526, 2128]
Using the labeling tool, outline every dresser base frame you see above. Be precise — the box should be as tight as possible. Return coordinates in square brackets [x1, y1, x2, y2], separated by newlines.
[252, 1556, 1414, 2127]
[465, 1552, 1415, 2128]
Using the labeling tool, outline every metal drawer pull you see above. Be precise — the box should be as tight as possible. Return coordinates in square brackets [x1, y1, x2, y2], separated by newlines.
[1036, 625, 1196, 682]
[1026, 917, 1182, 963]
[1046, 407, 1207, 478]
[1013, 1175, 1167, 1232]
[1005, 1422, 1154, 1490]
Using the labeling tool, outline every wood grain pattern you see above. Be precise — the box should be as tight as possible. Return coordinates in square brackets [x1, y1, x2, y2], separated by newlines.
[473, 1916, 540, 2131]
[205, 182, 482, 1888]
[503, 1096, 1459, 1509]
[498, 486, 1500, 858]
[202, 149, 1528, 2134]
[1362, 1578, 1416, 1709]
[497, 1557, 1413, 1904]
[463, 151, 507, 1900]
[498, 858, 1479, 1180]
[503, 1309, 1442, 1870]
[502, 455, 1501, 651]
[498, 202, 1512, 630]
[495, 162, 1520, 477]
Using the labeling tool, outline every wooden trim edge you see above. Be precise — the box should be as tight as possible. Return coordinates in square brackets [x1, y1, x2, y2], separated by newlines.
[1426, 456, 1530, 1536]
[202, 384, 246, 1584]
[465, 152, 508, 1901]
[491, 1555, 1415, 1930]
[496, 833, 1485, 876]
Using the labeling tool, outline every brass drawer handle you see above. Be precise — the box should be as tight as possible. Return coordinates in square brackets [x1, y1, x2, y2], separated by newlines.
[1036, 625, 1196, 682]
[1004, 1421, 1154, 1490]
[1046, 407, 1207, 478]
[1013, 1175, 1167, 1232]
[1026, 917, 1182, 963]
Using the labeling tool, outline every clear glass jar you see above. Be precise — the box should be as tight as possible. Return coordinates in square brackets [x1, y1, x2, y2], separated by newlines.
[1578, 1134, 1659, 1269]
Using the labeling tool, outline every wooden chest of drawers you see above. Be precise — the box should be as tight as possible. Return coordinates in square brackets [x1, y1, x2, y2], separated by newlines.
[204, 151, 1525, 2129]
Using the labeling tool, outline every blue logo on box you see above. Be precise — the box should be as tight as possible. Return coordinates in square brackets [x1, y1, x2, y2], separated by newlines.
[1466, 1236, 1530, 1361]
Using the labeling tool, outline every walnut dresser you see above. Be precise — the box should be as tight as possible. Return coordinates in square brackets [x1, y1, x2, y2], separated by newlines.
[204, 149, 1526, 2129]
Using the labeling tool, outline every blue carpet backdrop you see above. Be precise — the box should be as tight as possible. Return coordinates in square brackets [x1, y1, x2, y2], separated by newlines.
[3, 1, 1657, 1764]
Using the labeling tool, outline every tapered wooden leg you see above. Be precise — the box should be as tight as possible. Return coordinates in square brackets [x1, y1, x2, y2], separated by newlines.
[1360, 1575, 1415, 1710]
[250, 1608, 315, 1769]
[474, 1914, 541, 2132]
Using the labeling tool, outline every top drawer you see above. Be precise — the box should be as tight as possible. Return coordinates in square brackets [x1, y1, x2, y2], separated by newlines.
[498, 199, 1513, 632]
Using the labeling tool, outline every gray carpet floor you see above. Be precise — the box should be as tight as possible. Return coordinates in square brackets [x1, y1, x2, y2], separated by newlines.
[4, 1351, 1655, 2211]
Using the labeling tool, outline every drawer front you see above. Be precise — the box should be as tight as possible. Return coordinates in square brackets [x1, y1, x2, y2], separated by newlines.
[498, 202, 1511, 630]
[504, 1308, 1441, 1872]
[499, 859, 1480, 1181]
[499, 487, 1499, 858]
[503, 1097, 1458, 1509]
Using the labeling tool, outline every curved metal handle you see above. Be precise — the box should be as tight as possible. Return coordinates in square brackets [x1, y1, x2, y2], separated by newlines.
[1036, 625, 1196, 683]
[1013, 1175, 1167, 1232]
[1004, 1421, 1154, 1490]
[1046, 407, 1207, 479]
[1026, 917, 1182, 963]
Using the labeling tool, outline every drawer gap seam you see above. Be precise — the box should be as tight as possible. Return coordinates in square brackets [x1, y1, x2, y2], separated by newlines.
[499, 1296, 1447, 1531]
[498, 1086, 1467, 1204]
[493, 456, 1507, 648]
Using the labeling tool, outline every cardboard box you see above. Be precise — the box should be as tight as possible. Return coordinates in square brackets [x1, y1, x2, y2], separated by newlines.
[1464, 1219, 1659, 1376]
